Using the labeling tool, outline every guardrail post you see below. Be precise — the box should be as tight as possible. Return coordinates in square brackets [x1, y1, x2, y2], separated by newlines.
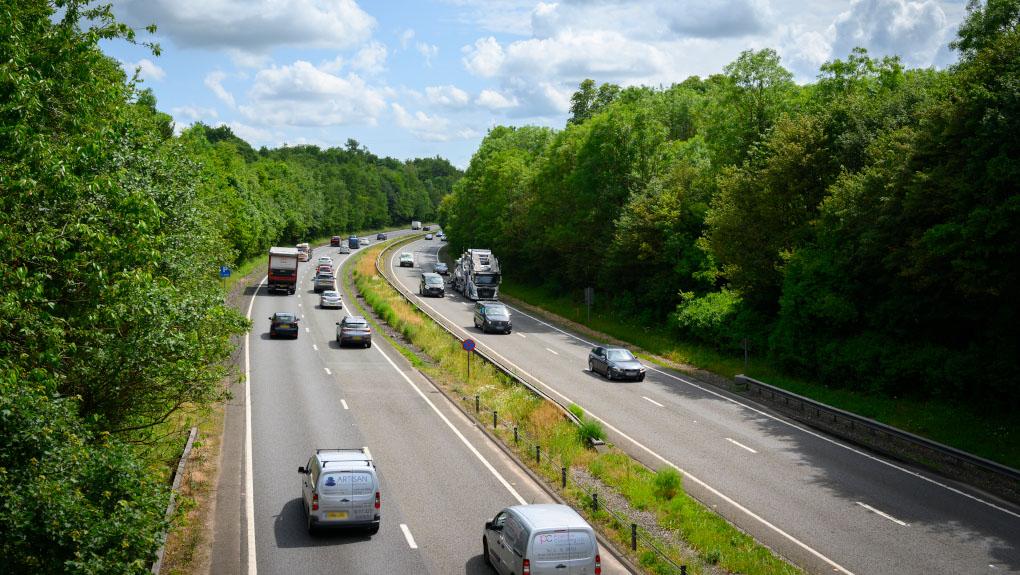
[680, 566, 687, 575]
[561, 467, 567, 489]
[536, 445, 541, 464]
[631, 523, 637, 551]
[475, 394, 479, 413]
[592, 492, 598, 512]
[513, 426, 518, 444]
[493, 410, 498, 429]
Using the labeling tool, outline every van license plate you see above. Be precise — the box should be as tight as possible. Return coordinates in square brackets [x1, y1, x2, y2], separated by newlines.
[327, 511, 348, 519]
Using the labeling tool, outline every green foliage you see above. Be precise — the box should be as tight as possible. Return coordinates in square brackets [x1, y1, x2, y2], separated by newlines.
[568, 403, 585, 420]
[576, 419, 606, 446]
[652, 468, 682, 500]
[673, 289, 743, 349]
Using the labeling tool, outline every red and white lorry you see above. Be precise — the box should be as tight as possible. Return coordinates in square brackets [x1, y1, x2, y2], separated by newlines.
[268, 247, 299, 294]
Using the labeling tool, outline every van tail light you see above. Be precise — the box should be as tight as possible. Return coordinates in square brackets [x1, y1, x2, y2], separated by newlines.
[312, 493, 319, 511]
[522, 558, 530, 574]
[595, 553, 601, 575]
[374, 491, 380, 510]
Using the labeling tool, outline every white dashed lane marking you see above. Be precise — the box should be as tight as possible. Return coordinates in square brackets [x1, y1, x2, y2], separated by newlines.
[324, 368, 332, 375]
[400, 524, 418, 549]
[545, 347, 559, 355]
[341, 399, 349, 410]
[856, 502, 909, 526]
[642, 396, 664, 408]
[726, 437, 758, 454]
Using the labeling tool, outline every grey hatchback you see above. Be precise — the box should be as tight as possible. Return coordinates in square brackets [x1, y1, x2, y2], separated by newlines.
[588, 346, 645, 381]
[336, 315, 372, 347]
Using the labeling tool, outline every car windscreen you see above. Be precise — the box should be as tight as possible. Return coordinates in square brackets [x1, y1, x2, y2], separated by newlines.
[426, 276, 443, 285]
[484, 305, 509, 318]
[531, 530, 594, 561]
[344, 321, 368, 329]
[474, 274, 498, 285]
[607, 349, 635, 361]
[274, 313, 295, 321]
[322, 291, 339, 297]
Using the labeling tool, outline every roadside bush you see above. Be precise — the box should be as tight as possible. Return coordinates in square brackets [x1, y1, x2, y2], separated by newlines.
[568, 403, 585, 420]
[653, 467, 683, 500]
[672, 288, 742, 349]
[577, 419, 607, 446]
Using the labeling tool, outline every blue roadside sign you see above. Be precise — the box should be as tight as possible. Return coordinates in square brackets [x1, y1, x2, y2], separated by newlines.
[219, 265, 231, 278]
[462, 338, 476, 352]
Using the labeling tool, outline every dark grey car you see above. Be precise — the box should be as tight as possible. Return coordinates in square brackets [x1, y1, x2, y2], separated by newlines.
[336, 315, 372, 348]
[419, 272, 445, 297]
[474, 302, 512, 334]
[588, 346, 645, 381]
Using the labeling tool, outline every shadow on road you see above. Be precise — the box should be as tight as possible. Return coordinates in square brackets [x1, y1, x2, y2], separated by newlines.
[273, 498, 372, 549]
[464, 553, 494, 574]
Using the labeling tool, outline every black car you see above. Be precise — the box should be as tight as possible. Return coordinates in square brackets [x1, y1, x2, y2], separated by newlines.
[473, 302, 512, 334]
[419, 272, 445, 297]
[588, 347, 645, 381]
[423, 225, 431, 231]
[377, 232, 388, 240]
[433, 262, 449, 275]
[269, 312, 300, 339]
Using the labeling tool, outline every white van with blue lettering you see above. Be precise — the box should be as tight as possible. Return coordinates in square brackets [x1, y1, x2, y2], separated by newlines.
[298, 448, 380, 534]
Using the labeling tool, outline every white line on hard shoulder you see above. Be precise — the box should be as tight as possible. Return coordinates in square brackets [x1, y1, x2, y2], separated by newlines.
[642, 396, 664, 408]
[856, 502, 909, 526]
[498, 293, 1020, 521]
[244, 276, 266, 575]
[400, 524, 419, 549]
[324, 367, 331, 375]
[341, 399, 349, 410]
[726, 437, 758, 454]
[387, 264, 855, 575]
[545, 347, 559, 355]
[371, 341, 526, 505]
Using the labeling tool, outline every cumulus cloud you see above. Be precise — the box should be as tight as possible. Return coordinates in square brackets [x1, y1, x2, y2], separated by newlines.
[657, 0, 773, 38]
[828, 0, 949, 67]
[416, 42, 439, 67]
[204, 71, 236, 107]
[113, 0, 375, 55]
[392, 103, 450, 141]
[171, 106, 219, 122]
[461, 37, 505, 77]
[475, 89, 519, 110]
[121, 58, 166, 81]
[425, 85, 470, 108]
[351, 41, 388, 74]
[239, 61, 388, 127]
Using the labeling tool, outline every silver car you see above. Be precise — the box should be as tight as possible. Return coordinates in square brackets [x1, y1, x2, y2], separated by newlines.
[298, 448, 380, 534]
[338, 244, 351, 254]
[484, 504, 601, 575]
[313, 273, 335, 293]
[319, 290, 343, 309]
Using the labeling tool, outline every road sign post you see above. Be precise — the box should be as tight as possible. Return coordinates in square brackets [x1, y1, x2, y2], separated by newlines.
[219, 265, 231, 291]
[463, 338, 476, 381]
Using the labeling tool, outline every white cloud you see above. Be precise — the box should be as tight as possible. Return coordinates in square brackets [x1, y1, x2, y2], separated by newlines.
[657, 0, 774, 38]
[475, 89, 518, 110]
[461, 37, 505, 77]
[122, 58, 166, 81]
[223, 121, 275, 145]
[113, 0, 375, 54]
[416, 42, 439, 67]
[392, 103, 450, 141]
[352, 41, 388, 74]
[829, 0, 949, 67]
[400, 28, 415, 49]
[171, 106, 218, 122]
[425, 85, 470, 108]
[204, 71, 236, 108]
[240, 61, 388, 127]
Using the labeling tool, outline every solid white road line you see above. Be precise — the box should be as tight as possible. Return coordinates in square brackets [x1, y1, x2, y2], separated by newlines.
[389, 258, 855, 575]
[371, 342, 527, 505]
[495, 281, 1020, 521]
[545, 347, 559, 355]
[313, 344, 318, 351]
[400, 524, 419, 549]
[856, 502, 909, 526]
[726, 437, 758, 454]
[642, 396, 664, 408]
[244, 276, 266, 575]
[324, 367, 331, 375]
[516, 332, 527, 338]
[341, 399, 349, 410]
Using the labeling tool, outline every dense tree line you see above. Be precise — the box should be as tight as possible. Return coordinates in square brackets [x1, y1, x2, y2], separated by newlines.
[441, 0, 1019, 409]
[0, 2, 458, 571]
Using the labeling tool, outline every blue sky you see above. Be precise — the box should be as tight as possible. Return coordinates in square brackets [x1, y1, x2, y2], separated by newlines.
[102, 0, 968, 168]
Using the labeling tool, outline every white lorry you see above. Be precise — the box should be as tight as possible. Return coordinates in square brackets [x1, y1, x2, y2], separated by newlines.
[411, 221, 422, 230]
[453, 249, 501, 301]
[268, 247, 299, 294]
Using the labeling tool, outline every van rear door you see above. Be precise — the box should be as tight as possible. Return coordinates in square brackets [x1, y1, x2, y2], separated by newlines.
[349, 469, 376, 521]
[530, 529, 598, 575]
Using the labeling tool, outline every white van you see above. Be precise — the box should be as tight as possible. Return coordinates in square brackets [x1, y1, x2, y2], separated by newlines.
[484, 504, 601, 575]
[298, 448, 380, 534]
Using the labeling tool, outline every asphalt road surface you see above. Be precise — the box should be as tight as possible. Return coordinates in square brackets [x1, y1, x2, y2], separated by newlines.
[388, 236, 1020, 575]
[214, 230, 630, 575]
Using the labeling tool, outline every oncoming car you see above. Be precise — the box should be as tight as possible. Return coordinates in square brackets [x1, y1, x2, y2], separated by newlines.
[269, 312, 300, 339]
[419, 272, 445, 297]
[588, 346, 646, 381]
[319, 290, 343, 309]
[425, 233, 434, 240]
[474, 302, 512, 334]
[399, 252, 414, 267]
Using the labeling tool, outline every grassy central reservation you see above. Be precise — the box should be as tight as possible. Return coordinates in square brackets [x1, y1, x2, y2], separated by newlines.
[345, 239, 802, 575]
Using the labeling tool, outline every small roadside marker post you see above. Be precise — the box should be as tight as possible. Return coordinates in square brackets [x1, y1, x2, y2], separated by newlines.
[463, 338, 476, 382]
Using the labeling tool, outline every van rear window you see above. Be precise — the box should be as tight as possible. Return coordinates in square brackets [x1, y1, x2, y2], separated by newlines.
[532, 530, 594, 561]
[319, 471, 373, 493]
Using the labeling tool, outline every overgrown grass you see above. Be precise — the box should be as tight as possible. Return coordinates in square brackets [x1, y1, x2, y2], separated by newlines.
[348, 241, 802, 575]
[501, 278, 1020, 470]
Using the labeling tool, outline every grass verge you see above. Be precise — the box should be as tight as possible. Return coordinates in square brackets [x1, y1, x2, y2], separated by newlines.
[346, 241, 802, 575]
[500, 278, 1020, 471]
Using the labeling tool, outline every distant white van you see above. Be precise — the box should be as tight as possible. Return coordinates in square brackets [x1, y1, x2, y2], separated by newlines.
[484, 504, 601, 575]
